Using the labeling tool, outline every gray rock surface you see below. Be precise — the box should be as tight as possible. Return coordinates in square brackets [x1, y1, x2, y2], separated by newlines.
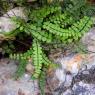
[51, 27, 95, 94]
[55, 81, 95, 95]
[82, 27, 95, 52]
[0, 7, 27, 33]
[0, 59, 39, 95]
[53, 56, 95, 95]
[72, 82, 95, 95]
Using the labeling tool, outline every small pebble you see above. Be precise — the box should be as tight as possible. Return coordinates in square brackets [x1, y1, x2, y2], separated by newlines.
[26, 63, 34, 74]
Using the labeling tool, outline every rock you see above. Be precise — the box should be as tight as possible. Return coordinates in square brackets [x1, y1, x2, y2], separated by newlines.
[64, 75, 73, 86]
[46, 69, 59, 93]
[0, 7, 28, 33]
[0, 59, 39, 95]
[57, 53, 84, 75]
[48, 36, 95, 91]
[54, 64, 95, 95]
[52, 50, 95, 94]
[47, 0, 53, 3]
[55, 69, 66, 84]
[81, 27, 95, 52]
[72, 81, 95, 95]
[26, 63, 34, 74]
[53, 48, 95, 85]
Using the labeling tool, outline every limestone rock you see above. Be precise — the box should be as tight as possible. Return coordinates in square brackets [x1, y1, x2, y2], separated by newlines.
[81, 27, 95, 52]
[56, 54, 84, 75]
[0, 7, 28, 33]
[55, 69, 66, 84]
[0, 59, 38, 95]
[54, 56, 95, 95]
[53, 51, 95, 93]
[26, 63, 34, 74]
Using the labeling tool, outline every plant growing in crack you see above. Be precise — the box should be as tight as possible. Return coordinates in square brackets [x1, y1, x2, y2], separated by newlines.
[0, 0, 95, 94]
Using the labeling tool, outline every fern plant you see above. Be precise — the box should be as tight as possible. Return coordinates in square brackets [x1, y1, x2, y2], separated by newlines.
[32, 39, 43, 79]
[1, 2, 93, 94]
[39, 67, 46, 95]
[63, 0, 95, 21]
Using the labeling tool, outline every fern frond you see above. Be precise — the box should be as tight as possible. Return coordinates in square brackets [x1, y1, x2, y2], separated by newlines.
[15, 59, 27, 78]
[42, 53, 52, 66]
[30, 5, 61, 24]
[64, 0, 95, 20]
[32, 39, 43, 79]
[43, 16, 93, 42]
[49, 13, 74, 28]
[10, 53, 25, 60]
[42, 53, 58, 68]
[9, 47, 33, 60]
[25, 24, 52, 43]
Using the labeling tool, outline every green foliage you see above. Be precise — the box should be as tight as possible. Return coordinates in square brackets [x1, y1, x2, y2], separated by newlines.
[1, 41, 15, 54]
[43, 16, 92, 43]
[1, 0, 94, 94]
[10, 38, 56, 79]
[8, 5, 93, 94]
[0, 0, 13, 14]
[10, 46, 33, 78]
[39, 68, 46, 95]
[29, 5, 61, 26]
[15, 59, 27, 78]
[27, 24, 52, 43]
[14, 0, 27, 6]
[10, 47, 33, 60]
[49, 13, 74, 28]
[64, 0, 95, 20]
[32, 39, 43, 79]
